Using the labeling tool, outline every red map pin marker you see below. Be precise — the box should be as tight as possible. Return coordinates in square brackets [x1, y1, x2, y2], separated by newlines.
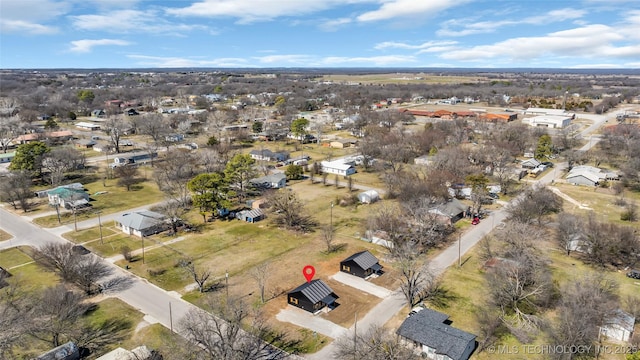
[303, 265, 315, 283]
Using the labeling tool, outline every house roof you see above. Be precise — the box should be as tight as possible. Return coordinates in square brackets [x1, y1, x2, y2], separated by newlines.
[239, 208, 264, 219]
[566, 171, 600, 183]
[116, 210, 166, 231]
[251, 172, 286, 185]
[521, 158, 541, 167]
[321, 160, 354, 171]
[397, 308, 476, 360]
[430, 198, 467, 218]
[341, 250, 380, 271]
[48, 187, 88, 200]
[605, 309, 636, 333]
[289, 279, 338, 304]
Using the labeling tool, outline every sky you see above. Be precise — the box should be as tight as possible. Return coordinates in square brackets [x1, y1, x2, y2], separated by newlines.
[1, 0, 639, 69]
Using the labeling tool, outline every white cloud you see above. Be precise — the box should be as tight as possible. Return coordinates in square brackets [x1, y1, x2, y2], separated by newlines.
[166, 0, 373, 23]
[254, 54, 315, 64]
[1, 20, 58, 34]
[127, 54, 250, 67]
[440, 24, 640, 63]
[357, 0, 470, 22]
[374, 40, 457, 51]
[321, 55, 417, 66]
[70, 39, 132, 53]
[437, 8, 587, 37]
[319, 18, 352, 32]
[70, 9, 208, 34]
[0, 0, 68, 34]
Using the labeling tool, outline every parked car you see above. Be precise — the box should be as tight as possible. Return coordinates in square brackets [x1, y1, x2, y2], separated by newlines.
[627, 270, 640, 279]
[488, 193, 500, 200]
[471, 217, 480, 225]
[541, 161, 554, 168]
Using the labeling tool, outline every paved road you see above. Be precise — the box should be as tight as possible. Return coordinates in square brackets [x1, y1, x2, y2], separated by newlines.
[276, 308, 348, 339]
[307, 108, 615, 359]
[0, 206, 198, 336]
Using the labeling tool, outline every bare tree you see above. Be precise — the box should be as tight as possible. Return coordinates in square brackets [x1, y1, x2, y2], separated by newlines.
[268, 189, 316, 232]
[0, 279, 35, 357]
[249, 262, 270, 304]
[333, 325, 419, 360]
[104, 117, 128, 153]
[32, 285, 89, 347]
[398, 257, 439, 308]
[321, 224, 336, 253]
[548, 272, 619, 359]
[556, 212, 584, 255]
[154, 149, 199, 206]
[180, 259, 212, 293]
[506, 185, 562, 225]
[180, 295, 288, 360]
[0, 170, 33, 212]
[42, 147, 85, 186]
[114, 164, 139, 191]
[0, 116, 24, 153]
[33, 243, 112, 294]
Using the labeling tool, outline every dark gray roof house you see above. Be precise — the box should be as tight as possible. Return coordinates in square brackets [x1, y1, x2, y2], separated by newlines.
[428, 198, 467, 224]
[340, 250, 383, 278]
[397, 308, 476, 360]
[288, 279, 339, 313]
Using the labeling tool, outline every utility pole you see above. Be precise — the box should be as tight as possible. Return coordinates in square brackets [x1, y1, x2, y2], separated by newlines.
[169, 302, 173, 333]
[458, 233, 461, 267]
[97, 211, 103, 244]
[73, 206, 78, 232]
[330, 202, 334, 236]
[225, 270, 229, 298]
[141, 234, 145, 264]
[353, 312, 357, 360]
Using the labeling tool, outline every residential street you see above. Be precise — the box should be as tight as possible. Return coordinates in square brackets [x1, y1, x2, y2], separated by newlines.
[0, 206, 197, 337]
[0, 109, 616, 359]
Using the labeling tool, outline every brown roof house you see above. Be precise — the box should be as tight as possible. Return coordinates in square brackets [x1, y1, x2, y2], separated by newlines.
[287, 279, 339, 313]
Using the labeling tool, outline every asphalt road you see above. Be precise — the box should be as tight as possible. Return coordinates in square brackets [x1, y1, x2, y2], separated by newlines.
[0, 206, 198, 336]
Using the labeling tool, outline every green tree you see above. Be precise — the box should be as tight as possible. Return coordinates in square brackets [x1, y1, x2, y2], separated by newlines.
[252, 121, 263, 134]
[224, 154, 257, 202]
[44, 118, 58, 130]
[466, 173, 490, 214]
[76, 89, 95, 103]
[187, 172, 229, 222]
[285, 164, 303, 180]
[213, 85, 223, 94]
[291, 118, 309, 143]
[207, 136, 219, 147]
[535, 134, 553, 160]
[9, 141, 50, 176]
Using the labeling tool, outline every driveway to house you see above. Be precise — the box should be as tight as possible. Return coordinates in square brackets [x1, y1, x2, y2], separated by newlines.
[329, 271, 392, 298]
[276, 307, 348, 339]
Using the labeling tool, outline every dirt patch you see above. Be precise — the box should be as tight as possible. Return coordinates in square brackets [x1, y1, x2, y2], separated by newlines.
[320, 279, 382, 328]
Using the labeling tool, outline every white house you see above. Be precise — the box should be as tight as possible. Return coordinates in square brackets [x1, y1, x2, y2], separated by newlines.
[523, 107, 575, 118]
[321, 160, 356, 176]
[115, 210, 168, 237]
[521, 158, 541, 169]
[75, 121, 101, 131]
[600, 309, 635, 342]
[566, 165, 619, 186]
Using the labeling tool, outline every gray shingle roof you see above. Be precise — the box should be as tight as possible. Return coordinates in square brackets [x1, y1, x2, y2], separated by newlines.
[342, 250, 380, 271]
[289, 279, 338, 304]
[397, 308, 476, 360]
[116, 211, 166, 231]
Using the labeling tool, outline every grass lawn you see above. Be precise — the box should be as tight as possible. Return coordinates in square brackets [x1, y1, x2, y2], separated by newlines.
[32, 178, 164, 228]
[555, 183, 640, 226]
[63, 225, 117, 243]
[0, 246, 33, 269]
[0, 228, 12, 241]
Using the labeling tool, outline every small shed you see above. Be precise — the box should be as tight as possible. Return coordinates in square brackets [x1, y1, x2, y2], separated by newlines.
[288, 279, 339, 313]
[357, 190, 380, 204]
[340, 250, 383, 278]
[236, 208, 265, 223]
[600, 309, 636, 342]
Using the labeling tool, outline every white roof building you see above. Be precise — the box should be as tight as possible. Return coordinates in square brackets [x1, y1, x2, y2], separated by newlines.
[523, 115, 572, 128]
